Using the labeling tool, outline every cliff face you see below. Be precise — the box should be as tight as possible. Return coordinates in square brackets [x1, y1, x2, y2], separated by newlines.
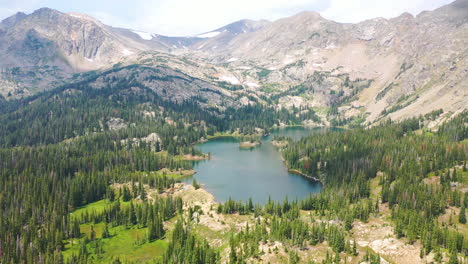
[0, 8, 140, 70]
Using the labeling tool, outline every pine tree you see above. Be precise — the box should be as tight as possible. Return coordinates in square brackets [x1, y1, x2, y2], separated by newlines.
[147, 221, 157, 242]
[353, 239, 358, 256]
[122, 186, 131, 202]
[128, 203, 137, 225]
[459, 205, 466, 224]
[71, 219, 81, 239]
[229, 237, 237, 264]
[334, 252, 341, 263]
[193, 178, 200, 190]
[90, 225, 96, 241]
[139, 181, 146, 201]
[248, 198, 254, 212]
[102, 224, 110, 238]
[289, 250, 299, 264]
[448, 250, 459, 264]
[106, 186, 115, 201]
[434, 247, 442, 263]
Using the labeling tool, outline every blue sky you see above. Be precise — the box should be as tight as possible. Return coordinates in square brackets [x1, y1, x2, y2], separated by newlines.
[0, 0, 455, 36]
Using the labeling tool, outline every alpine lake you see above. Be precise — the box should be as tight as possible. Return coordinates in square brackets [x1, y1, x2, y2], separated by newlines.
[182, 127, 330, 204]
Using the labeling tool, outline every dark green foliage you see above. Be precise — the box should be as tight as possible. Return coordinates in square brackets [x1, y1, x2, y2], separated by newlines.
[362, 250, 380, 264]
[193, 178, 200, 190]
[0, 69, 318, 262]
[0, 60, 466, 263]
[102, 223, 110, 239]
[282, 111, 468, 255]
[459, 205, 466, 224]
[160, 220, 219, 264]
[283, 111, 468, 254]
[375, 82, 396, 101]
[448, 250, 459, 264]
[289, 250, 300, 264]
[219, 197, 351, 263]
[147, 215, 164, 242]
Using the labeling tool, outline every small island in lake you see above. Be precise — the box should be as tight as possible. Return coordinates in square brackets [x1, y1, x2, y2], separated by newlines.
[271, 140, 288, 148]
[239, 135, 262, 148]
[271, 135, 289, 148]
[239, 140, 261, 148]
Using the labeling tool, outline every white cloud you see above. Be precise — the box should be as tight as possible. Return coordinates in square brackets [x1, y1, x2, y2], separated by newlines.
[124, 0, 322, 36]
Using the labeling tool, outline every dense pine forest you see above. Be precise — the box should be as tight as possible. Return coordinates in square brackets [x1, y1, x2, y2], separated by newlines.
[0, 75, 316, 263]
[0, 71, 466, 263]
[282, 112, 468, 261]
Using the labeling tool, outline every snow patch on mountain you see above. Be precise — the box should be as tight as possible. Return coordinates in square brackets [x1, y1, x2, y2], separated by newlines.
[220, 75, 240, 85]
[131, 30, 153, 40]
[197, 31, 221, 38]
[121, 48, 134, 56]
[244, 82, 259, 88]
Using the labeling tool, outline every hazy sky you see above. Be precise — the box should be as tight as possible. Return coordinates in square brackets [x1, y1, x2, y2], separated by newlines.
[0, 0, 455, 36]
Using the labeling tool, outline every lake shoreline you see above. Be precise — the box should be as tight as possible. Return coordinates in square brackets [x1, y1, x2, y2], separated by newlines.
[186, 127, 324, 203]
[287, 169, 322, 183]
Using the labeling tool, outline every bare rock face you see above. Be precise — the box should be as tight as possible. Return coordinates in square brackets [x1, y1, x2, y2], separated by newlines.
[0, 8, 141, 71]
[0, 12, 27, 30]
[0, 1, 466, 124]
[194, 0, 468, 123]
[0, 9, 131, 97]
[189, 19, 271, 52]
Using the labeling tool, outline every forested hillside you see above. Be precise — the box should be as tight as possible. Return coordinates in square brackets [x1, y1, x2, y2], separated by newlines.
[0, 1, 467, 263]
[281, 111, 468, 261]
[0, 51, 466, 264]
[1, 74, 466, 262]
[0, 69, 317, 263]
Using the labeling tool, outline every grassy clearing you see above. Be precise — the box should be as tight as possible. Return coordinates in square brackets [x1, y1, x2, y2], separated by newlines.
[123, 169, 193, 180]
[260, 83, 282, 93]
[71, 199, 132, 219]
[63, 224, 168, 263]
[369, 177, 381, 201]
[192, 223, 230, 248]
[207, 131, 243, 140]
[71, 200, 110, 219]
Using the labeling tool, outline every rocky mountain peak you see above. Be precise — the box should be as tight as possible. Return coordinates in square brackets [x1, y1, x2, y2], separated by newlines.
[67, 12, 102, 24]
[417, 0, 467, 24]
[395, 12, 414, 21]
[451, 0, 468, 9]
[30, 7, 63, 19]
[216, 19, 270, 34]
[0, 3, 465, 124]
[293, 10, 324, 20]
[0, 12, 27, 30]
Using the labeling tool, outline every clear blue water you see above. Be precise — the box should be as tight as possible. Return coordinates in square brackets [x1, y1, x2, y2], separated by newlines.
[183, 127, 327, 204]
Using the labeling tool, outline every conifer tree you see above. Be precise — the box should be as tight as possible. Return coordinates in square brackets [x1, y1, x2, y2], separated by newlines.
[193, 178, 200, 190]
[459, 205, 466, 224]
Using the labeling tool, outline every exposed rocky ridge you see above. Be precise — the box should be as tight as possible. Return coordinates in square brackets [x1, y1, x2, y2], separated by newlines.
[0, 1, 466, 125]
[0, 12, 27, 30]
[86, 64, 244, 109]
[188, 19, 271, 51]
[195, 1, 467, 123]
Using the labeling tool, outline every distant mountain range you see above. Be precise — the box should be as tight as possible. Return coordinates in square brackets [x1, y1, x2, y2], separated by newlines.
[0, 0, 466, 126]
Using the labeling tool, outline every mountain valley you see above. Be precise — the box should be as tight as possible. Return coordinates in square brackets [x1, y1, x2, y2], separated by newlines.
[0, 1, 467, 263]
